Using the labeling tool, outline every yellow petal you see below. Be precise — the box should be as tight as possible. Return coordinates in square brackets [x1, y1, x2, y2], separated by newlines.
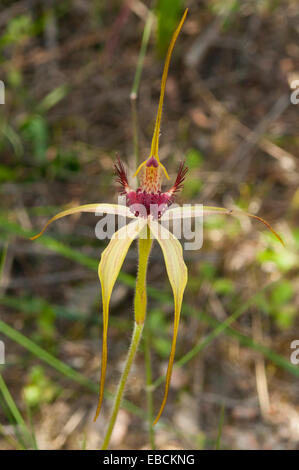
[162, 205, 284, 246]
[30, 203, 135, 240]
[149, 220, 188, 424]
[203, 206, 284, 246]
[94, 218, 147, 421]
[161, 205, 203, 220]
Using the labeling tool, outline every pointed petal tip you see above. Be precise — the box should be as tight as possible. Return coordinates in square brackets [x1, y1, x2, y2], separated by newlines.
[153, 416, 160, 426]
[160, 161, 169, 180]
[30, 234, 39, 241]
[201, 206, 285, 247]
[133, 160, 146, 178]
[153, 404, 165, 425]
[276, 233, 285, 247]
[93, 406, 101, 422]
[29, 203, 135, 241]
[149, 221, 187, 427]
[30, 228, 46, 241]
[243, 211, 285, 247]
[95, 219, 145, 424]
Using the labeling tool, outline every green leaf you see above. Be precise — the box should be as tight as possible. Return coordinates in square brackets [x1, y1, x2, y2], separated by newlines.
[186, 148, 204, 169]
[156, 0, 184, 56]
[275, 305, 297, 329]
[199, 262, 217, 281]
[0, 164, 16, 182]
[270, 281, 293, 306]
[257, 247, 297, 272]
[21, 115, 49, 163]
[213, 278, 235, 295]
[184, 177, 202, 198]
[0, 15, 33, 48]
[23, 366, 60, 408]
[37, 84, 70, 114]
[153, 337, 171, 359]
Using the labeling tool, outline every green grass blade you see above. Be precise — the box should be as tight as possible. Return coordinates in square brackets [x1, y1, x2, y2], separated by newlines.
[131, 12, 154, 99]
[0, 372, 35, 448]
[0, 319, 96, 392]
[0, 373, 25, 426]
[0, 318, 144, 418]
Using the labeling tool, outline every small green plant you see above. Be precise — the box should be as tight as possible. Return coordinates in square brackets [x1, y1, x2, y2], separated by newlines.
[23, 365, 60, 409]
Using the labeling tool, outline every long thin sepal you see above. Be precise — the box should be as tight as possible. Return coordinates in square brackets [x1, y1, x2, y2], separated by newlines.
[93, 218, 147, 421]
[149, 220, 187, 424]
[162, 205, 284, 246]
[30, 203, 135, 240]
[150, 8, 188, 159]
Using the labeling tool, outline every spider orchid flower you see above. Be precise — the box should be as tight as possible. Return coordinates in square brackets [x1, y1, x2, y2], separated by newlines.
[31, 8, 283, 434]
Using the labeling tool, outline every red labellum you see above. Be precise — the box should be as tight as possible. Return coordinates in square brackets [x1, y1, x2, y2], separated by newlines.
[114, 159, 188, 219]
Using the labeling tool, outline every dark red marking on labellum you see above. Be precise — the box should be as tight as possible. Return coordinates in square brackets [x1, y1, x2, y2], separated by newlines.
[146, 156, 159, 167]
[114, 159, 188, 219]
[126, 189, 172, 219]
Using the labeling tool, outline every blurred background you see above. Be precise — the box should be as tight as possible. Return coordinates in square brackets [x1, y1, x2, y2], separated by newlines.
[0, 0, 298, 450]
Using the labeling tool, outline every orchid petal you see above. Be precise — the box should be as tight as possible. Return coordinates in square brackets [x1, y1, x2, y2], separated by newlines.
[149, 220, 188, 424]
[161, 205, 203, 220]
[30, 203, 135, 240]
[162, 205, 284, 246]
[94, 218, 147, 421]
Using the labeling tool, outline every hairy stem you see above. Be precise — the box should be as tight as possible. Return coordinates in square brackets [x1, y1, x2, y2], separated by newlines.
[144, 324, 155, 449]
[134, 227, 153, 325]
[101, 322, 144, 450]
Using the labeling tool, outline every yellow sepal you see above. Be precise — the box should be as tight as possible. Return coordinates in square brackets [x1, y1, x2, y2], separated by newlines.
[149, 219, 188, 424]
[30, 203, 135, 240]
[94, 218, 147, 421]
[162, 205, 284, 246]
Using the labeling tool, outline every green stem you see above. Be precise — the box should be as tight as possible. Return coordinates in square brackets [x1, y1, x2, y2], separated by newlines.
[101, 227, 152, 450]
[144, 325, 155, 449]
[101, 322, 143, 450]
[134, 226, 153, 325]
[130, 12, 154, 100]
[131, 97, 139, 168]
